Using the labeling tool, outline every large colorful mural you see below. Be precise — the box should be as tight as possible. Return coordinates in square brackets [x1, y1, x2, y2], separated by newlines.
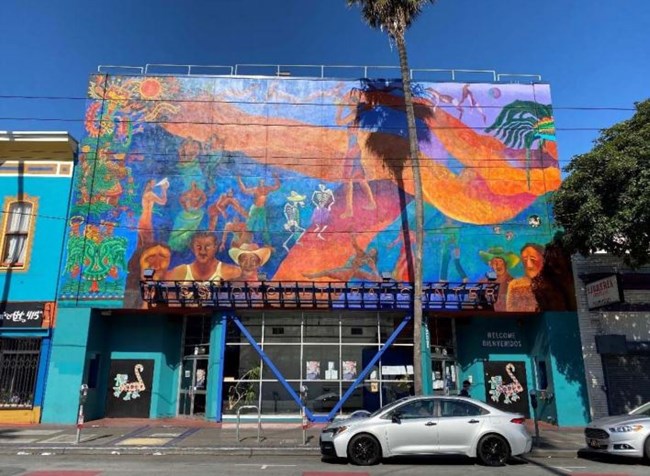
[58, 74, 575, 312]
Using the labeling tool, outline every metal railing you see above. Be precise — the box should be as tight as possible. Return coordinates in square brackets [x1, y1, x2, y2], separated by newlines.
[97, 63, 542, 83]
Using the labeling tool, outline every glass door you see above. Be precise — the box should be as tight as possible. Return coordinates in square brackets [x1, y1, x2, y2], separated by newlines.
[179, 356, 208, 416]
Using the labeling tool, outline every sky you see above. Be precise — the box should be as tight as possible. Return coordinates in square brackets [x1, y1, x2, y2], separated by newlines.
[1, 0, 649, 168]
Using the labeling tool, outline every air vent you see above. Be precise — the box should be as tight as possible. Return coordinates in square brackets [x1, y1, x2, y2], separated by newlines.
[272, 327, 284, 335]
[351, 327, 363, 336]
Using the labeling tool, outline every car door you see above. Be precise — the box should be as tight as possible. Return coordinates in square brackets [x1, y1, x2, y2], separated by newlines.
[436, 399, 487, 454]
[384, 399, 439, 455]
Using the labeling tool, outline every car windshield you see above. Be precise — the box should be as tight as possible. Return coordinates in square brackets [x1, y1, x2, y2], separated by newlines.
[629, 402, 650, 416]
[368, 396, 412, 418]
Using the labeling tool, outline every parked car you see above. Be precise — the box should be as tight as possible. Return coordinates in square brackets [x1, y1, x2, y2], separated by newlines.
[584, 401, 650, 460]
[320, 395, 532, 466]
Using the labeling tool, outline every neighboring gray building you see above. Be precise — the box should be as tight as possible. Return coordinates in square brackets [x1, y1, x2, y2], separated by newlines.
[573, 253, 650, 419]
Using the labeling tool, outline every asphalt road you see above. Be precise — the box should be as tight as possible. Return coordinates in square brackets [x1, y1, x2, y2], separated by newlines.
[0, 454, 648, 476]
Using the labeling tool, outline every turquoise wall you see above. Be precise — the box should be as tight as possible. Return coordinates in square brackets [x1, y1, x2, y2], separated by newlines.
[455, 313, 589, 426]
[42, 308, 182, 422]
[106, 313, 182, 418]
[0, 176, 72, 301]
[41, 307, 92, 423]
[544, 312, 589, 426]
[456, 317, 533, 408]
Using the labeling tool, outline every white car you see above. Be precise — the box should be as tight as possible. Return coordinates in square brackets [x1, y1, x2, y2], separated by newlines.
[584, 401, 650, 460]
[320, 395, 532, 466]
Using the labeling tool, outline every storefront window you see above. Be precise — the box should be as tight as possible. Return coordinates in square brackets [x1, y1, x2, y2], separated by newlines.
[222, 311, 415, 418]
[261, 344, 301, 380]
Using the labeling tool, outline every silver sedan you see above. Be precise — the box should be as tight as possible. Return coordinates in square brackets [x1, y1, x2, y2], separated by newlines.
[584, 401, 650, 459]
[320, 395, 532, 466]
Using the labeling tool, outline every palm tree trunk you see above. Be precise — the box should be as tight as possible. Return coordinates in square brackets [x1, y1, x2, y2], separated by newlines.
[395, 32, 425, 396]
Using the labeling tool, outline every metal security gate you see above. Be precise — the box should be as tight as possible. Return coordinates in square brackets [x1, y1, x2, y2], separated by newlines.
[0, 338, 41, 409]
[602, 354, 650, 415]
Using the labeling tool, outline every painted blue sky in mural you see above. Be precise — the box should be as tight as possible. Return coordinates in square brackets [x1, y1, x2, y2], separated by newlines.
[1, 0, 648, 167]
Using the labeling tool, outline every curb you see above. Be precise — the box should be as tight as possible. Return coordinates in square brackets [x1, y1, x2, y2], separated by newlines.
[0, 445, 581, 459]
[526, 449, 581, 459]
[0, 445, 322, 457]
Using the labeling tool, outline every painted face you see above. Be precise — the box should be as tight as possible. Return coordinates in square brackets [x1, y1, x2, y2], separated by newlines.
[521, 246, 544, 279]
[140, 245, 171, 278]
[490, 257, 507, 276]
[191, 237, 217, 265]
[238, 253, 261, 272]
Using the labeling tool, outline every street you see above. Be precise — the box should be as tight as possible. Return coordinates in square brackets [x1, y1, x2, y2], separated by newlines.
[0, 454, 648, 476]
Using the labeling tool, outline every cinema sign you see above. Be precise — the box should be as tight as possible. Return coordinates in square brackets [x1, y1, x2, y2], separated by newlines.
[586, 275, 621, 310]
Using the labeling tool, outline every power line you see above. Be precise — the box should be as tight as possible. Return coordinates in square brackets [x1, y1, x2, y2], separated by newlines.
[0, 116, 622, 132]
[0, 93, 639, 111]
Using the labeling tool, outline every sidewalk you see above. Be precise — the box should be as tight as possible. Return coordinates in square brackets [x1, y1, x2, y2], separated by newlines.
[0, 418, 586, 458]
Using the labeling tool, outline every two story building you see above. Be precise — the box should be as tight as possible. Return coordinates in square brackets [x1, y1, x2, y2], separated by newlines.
[0, 131, 77, 423]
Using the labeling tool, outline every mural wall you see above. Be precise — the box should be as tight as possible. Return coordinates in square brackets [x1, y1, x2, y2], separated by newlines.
[58, 74, 575, 312]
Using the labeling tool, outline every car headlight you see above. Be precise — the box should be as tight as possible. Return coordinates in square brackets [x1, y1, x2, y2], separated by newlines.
[323, 425, 349, 436]
[609, 424, 644, 433]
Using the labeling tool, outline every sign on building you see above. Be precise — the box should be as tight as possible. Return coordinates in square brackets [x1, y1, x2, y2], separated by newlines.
[586, 275, 621, 310]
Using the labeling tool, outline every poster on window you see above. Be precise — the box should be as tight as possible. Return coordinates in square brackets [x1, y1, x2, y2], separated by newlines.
[483, 361, 529, 417]
[306, 361, 320, 380]
[342, 361, 357, 380]
[105, 359, 154, 418]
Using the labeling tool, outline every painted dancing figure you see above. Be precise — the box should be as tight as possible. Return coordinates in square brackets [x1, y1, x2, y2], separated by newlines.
[282, 191, 307, 252]
[310, 183, 335, 240]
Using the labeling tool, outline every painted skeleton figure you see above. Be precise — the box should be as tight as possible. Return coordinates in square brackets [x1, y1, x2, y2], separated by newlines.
[282, 191, 307, 252]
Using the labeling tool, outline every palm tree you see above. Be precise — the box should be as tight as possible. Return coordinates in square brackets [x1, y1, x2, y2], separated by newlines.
[347, 0, 436, 395]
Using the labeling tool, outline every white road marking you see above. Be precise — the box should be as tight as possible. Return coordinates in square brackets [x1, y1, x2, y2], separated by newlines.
[235, 464, 297, 470]
[551, 467, 587, 473]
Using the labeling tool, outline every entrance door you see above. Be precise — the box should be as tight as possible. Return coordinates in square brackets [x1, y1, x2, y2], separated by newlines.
[179, 357, 208, 417]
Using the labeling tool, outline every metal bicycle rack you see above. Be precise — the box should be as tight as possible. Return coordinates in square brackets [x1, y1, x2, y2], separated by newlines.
[236, 405, 262, 443]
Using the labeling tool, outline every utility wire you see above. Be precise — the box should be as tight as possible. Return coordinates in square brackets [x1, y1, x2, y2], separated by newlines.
[0, 93, 639, 111]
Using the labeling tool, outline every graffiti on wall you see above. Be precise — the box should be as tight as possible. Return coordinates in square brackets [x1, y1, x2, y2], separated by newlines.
[58, 74, 575, 312]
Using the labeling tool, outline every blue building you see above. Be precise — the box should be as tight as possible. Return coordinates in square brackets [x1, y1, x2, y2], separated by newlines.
[0, 131, 77, 424]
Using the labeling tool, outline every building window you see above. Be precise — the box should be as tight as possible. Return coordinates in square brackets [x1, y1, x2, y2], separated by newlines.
[1, 198, 37, 270]
[0, 338, 42, 409]
[223, 311, 415, 418]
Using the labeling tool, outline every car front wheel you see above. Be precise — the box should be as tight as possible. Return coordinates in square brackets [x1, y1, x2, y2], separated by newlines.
[644, 436, 650, 462]
[477, 434, 511, 466]
[347, 433, 382, 466]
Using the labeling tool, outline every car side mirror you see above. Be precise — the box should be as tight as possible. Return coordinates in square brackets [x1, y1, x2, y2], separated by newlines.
[391, 412, 402, 424]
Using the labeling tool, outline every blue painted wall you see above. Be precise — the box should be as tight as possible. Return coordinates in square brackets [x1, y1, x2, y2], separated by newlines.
[208, 314, 226, 421]
[43, 309, 183, 422]
[455, 313, 589, 426]
[456, 317, 532, 404]
[0, 176, 73, 301]
[107, 313, 182, 418]
[41, 307, 92, 423]
[544, 312, 590, 426]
